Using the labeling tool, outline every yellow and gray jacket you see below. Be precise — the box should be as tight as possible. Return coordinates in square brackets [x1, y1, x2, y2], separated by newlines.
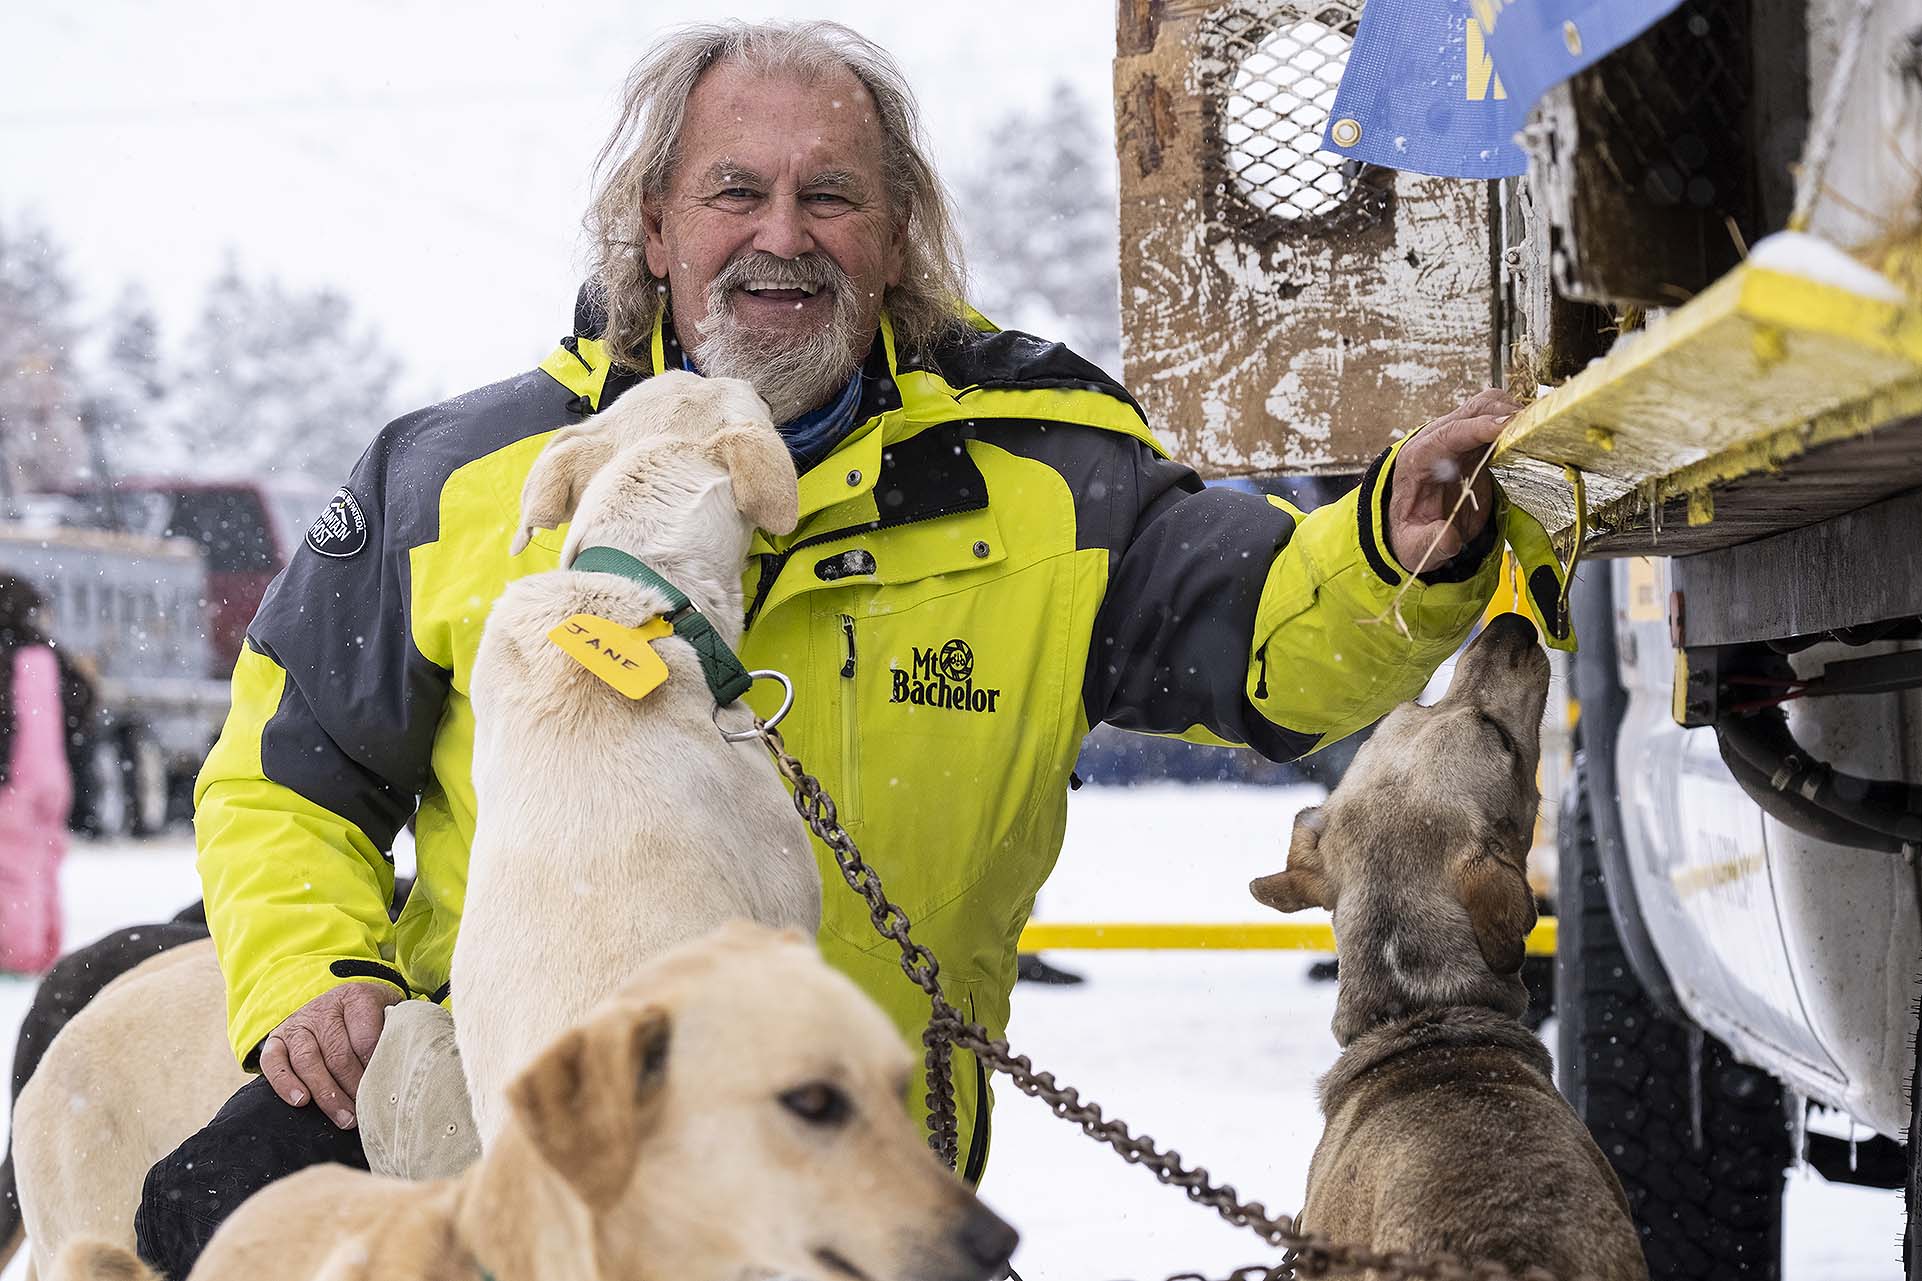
[195, 305, 1501, 1180]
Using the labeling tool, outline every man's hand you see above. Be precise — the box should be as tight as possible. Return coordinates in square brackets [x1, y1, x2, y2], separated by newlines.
[259, 982, 403, 1128]
[1387, 388, 1523, 574]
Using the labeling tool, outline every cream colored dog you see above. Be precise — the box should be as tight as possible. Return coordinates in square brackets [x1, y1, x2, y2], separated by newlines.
[454, 369, 821, 1144]
[12, 939, 242, 1280]
[52, 923, 1021, 1281]
[1250, 615, 1645, 1280]
[13, 372, 819, 1271]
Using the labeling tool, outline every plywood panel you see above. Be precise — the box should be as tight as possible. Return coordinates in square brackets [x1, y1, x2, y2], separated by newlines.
[1115, 0, 1497, 476]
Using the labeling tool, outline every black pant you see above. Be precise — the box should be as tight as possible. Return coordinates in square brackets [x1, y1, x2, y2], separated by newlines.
[135, 1076, 367, 1279]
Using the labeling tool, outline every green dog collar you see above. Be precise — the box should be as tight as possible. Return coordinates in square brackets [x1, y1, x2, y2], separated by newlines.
[569, 545, 755, 705]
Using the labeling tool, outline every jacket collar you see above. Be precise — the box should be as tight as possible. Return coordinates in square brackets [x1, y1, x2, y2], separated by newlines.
[536, 306, 1166, 548]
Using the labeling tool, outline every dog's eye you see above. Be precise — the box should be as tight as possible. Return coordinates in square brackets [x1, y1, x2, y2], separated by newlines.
[1479, 712, 1517, 755]
[779, 1082, 852, 1126]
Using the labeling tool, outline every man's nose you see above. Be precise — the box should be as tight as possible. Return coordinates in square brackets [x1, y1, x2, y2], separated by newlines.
[751, 197, 815, 260]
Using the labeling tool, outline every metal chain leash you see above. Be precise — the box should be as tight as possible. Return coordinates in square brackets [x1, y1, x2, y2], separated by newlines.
[752, 720, 1576, 1281]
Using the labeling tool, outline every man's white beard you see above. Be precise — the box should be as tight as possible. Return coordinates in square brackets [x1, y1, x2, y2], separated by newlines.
[689, 254, 866, 424]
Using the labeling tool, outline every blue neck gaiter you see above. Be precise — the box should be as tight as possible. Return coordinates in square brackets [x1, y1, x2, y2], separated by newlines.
[683, 356, 865, 476]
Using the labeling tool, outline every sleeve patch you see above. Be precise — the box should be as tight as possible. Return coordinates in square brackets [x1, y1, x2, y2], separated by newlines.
[307, 487, 370, 559]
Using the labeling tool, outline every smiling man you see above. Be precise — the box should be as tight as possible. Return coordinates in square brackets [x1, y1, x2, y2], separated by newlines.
[143, 20, 1518, 1278]
[649, 70, 894, 425]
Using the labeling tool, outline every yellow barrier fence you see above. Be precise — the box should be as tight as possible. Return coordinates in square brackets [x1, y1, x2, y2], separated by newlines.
[1016, 919, 1559, 955]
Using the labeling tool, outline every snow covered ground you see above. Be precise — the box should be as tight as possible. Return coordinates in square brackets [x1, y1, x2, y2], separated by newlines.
[0, 783, 1903, 1279]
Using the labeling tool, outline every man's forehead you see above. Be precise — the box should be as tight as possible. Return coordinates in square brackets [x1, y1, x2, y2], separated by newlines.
[680, 60, 883, 148]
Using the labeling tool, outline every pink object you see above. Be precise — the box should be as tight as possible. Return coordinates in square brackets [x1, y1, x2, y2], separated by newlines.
[0, 647, 71, 973]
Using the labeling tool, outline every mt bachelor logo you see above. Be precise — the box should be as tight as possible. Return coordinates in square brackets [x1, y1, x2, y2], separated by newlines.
[307, 487, 369, 558]
[889, 638, 1001, 714]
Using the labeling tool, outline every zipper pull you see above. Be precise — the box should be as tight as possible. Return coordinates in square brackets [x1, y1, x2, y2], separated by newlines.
[839, 615, 857, 678]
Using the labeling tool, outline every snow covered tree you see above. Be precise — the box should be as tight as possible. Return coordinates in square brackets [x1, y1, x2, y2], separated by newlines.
[0, 215, 91, 495]
[79, 283, 177, 479]
[165, 259, 402, 483]
[957, 83, 1123, 377]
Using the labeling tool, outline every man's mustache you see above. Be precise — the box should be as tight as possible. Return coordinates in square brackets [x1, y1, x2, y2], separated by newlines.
[708, 251, 850, 299]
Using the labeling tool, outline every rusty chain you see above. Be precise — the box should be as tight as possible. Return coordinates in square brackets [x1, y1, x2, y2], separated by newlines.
[753, 720, 1575, 1281]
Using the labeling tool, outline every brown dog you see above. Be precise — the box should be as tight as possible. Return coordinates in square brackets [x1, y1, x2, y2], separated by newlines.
[53, 923, 1018, 1281]
[1251, 614, 1646, 1281]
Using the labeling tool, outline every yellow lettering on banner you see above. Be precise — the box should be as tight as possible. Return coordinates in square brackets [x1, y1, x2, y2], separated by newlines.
[1465, 16, 1507, 100]
[548, 613, 673, 700]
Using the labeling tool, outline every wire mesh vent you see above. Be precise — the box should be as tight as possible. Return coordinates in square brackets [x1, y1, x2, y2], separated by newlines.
[1584, 0, 1752, 217]
[1203, 1, 1383, 237]
[1555, 0, 1759, 302]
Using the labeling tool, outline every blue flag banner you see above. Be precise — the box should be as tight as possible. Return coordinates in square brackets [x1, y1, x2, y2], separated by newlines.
[1320, 0, 1530, 180]
[1474, 0, 1688, 115]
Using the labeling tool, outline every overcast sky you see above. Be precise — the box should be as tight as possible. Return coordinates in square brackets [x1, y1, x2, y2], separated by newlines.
[1, 2, 1117, 404]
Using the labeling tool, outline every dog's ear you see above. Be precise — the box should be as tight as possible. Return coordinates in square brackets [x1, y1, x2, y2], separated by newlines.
[708, 423, 799, 535]
[1250, 807, 1333, 913]
[506, 1003, 671, 1206]
[1450, 848, 1537, 975]
[511, 427, 619, 555]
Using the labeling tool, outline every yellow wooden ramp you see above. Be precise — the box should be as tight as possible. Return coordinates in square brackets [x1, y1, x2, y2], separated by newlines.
[1492, 238, 1922, 556]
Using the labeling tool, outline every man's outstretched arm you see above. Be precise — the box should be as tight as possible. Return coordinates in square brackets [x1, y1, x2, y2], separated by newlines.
[1084, 389, 1520, 758]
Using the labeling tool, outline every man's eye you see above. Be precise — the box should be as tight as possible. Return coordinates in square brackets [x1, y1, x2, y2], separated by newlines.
[804, 192, 850, 205]
[717, 187, 758, 200]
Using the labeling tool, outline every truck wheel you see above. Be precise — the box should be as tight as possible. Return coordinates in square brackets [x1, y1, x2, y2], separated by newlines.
[83, 737, 131, 838]
[121, 727, 170, 837]
[1907, 1005, 1921, 1279]
[84, 726, 170, 838]
[1557, 751, 1790, 1279]
[165, 766, 197, 826]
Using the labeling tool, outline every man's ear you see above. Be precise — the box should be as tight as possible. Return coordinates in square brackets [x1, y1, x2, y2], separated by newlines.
[884, 214, 908, 290]
[1450, 848, 1537, 975]
[641, 197, 671, 279]
[511, 427, 618, 555]
[506, 1003, 671, 1206]
[1250, 807, 1333, 913]
[709, 423, 799, 535]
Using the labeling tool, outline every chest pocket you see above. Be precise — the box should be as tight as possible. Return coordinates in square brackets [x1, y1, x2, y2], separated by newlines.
[822, 550, 1077, 929]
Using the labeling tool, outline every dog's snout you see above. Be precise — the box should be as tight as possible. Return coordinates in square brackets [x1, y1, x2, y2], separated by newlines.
[953, 1204, 1019, 1277]
[1460, 612, 1549, 680]
[1482, 612, 1538, 648]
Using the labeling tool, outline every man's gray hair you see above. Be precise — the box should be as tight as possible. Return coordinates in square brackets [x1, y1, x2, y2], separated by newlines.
[586, 20, 969, 369]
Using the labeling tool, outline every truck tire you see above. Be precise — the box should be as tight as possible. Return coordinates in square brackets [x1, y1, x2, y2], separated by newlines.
[1557, 752, 1790, 1279]
[81, 737, 130, 838]
[1907, 1007, 1921, 1280]
[121, 726, 169, 837]
[83, 724, 170, 838]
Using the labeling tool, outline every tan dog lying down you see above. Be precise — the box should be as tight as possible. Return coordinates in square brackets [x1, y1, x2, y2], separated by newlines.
[53, 923, 1020, 1281]
[456, 368, 821, 1145]
[17, 373, 820, 1273]
[13, 939, 244, 1280]
[8, 938, 470, 1278]
[1251, 615, 1646, 1281]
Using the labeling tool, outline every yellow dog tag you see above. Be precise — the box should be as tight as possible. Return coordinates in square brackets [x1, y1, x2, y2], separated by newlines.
[548, 613, 673, 699]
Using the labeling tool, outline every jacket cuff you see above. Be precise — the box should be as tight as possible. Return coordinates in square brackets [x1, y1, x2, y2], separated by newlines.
[230, 955, 412, 1072]
[1353, 438, 1410, 587]
[1356, 432, 1503, 588]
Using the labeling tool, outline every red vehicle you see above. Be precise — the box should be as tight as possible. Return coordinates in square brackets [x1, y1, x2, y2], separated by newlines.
[68, 478, 332, 674]
[19, 478, 331, 834]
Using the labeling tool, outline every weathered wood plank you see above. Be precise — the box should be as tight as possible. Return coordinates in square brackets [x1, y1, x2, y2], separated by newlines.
[1115, 0, 1496, 476]
[1491, 262, 1922, 555]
